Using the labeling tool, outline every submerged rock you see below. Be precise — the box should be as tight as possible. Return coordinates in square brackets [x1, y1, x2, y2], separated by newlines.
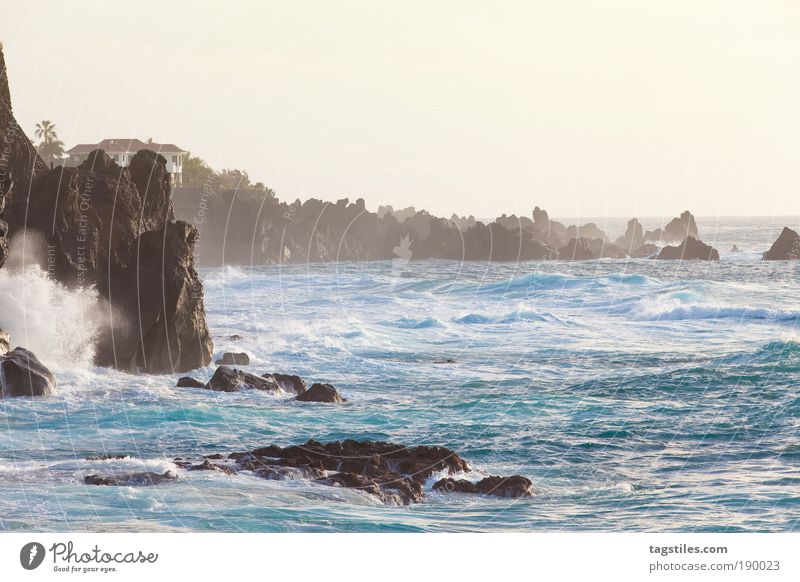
[656, 237, 719, 261]
[84, 471, 177, 486]
[433, 475, 533, 498]
[204, 366, 281, 392]
[763, 227, 800, 260]
[176, 376, 205, 388]
[0, 347, 55, 398]
[215, 352, 250, 365]
[295, 383, 346, 403]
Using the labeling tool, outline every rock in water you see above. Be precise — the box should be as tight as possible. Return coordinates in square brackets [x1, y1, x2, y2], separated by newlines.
[99, 220, 213, 373]
[84, 471, 177, 486]
[558, 238, 597, 261]
[663, 210, 699, 242]
[295, 382, 346, 403]
[616, 218, 644, 250]
[204, 366, 281, 392]
[215, 352, 250, 365]
[176, 376, 205, 388]
[656, 237, 719, 261]
[268, 373, 307, 395]
[433, 475, 533, 498]
[763, 227, 800, 260]
[0, 347, 55, 398]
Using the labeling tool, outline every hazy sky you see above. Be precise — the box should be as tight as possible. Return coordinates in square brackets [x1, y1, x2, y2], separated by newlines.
[3, 1, 799, 218]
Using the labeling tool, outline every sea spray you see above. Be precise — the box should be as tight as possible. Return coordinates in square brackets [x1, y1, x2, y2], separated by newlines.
[0, 263, 103, 370]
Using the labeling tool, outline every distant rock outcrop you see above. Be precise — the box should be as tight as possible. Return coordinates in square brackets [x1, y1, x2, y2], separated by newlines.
[663, 210, 699, 241]
[616, 218, 644, 250]
[762, 227, 800, 260]
[656, 236, 719, 261]
[558, 238, 596, 261]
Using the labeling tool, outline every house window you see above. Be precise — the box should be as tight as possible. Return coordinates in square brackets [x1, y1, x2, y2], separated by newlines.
[172, 155, 178, 163]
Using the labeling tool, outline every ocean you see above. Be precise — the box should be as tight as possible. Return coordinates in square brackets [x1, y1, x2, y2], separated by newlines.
[1, 216, 799, 532]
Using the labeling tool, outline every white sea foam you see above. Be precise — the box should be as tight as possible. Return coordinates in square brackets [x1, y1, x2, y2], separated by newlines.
[0, 263, 105, 371]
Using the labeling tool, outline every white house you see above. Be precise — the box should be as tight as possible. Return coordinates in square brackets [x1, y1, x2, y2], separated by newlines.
[65, 139, 186, 186]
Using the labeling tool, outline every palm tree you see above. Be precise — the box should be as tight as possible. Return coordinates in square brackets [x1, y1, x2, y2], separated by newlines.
[34, 120, 65, 168]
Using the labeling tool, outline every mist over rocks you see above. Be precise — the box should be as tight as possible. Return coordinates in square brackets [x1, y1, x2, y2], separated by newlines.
[762, 227, 800, 260]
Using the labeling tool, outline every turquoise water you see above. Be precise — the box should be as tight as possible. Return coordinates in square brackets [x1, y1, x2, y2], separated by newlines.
[1, 217, 799, 532]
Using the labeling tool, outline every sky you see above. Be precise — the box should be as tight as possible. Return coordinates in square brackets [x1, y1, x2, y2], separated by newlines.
[2, 1, 800, 219]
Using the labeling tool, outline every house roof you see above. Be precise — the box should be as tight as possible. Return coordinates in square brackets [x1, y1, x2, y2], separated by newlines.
[66, 139, 186, 155]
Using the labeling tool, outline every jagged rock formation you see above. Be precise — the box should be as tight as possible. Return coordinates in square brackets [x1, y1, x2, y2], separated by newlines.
[663, 210, 699, 241]
[0, 44, 212, 373]
[763, 227, 800, 260]
[656, 236, 719, 261]
[616, 218, 644, 250]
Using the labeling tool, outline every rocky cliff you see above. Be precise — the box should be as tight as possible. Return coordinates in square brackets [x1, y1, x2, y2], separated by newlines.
[0, 43, 212, 373]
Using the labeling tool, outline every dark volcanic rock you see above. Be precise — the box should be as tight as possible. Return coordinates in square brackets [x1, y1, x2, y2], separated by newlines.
[84, 471, 177, 486]
[295, 382, 346, 403]
[763, 227, 800, 260]
[174, 439, 530, 505]
[656, 236, 719, 261]
[232, 439, 470, 505]
[268, 373, 307, 395]
[98, 219, 213, 373]
[558, 238, 597, 261]
[204, 366, 281, 392]
[215, 352, 250, 365]
[0, 347, 55, 398]
[176, 376, 205, 388]
[433, 475, 533, 498]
